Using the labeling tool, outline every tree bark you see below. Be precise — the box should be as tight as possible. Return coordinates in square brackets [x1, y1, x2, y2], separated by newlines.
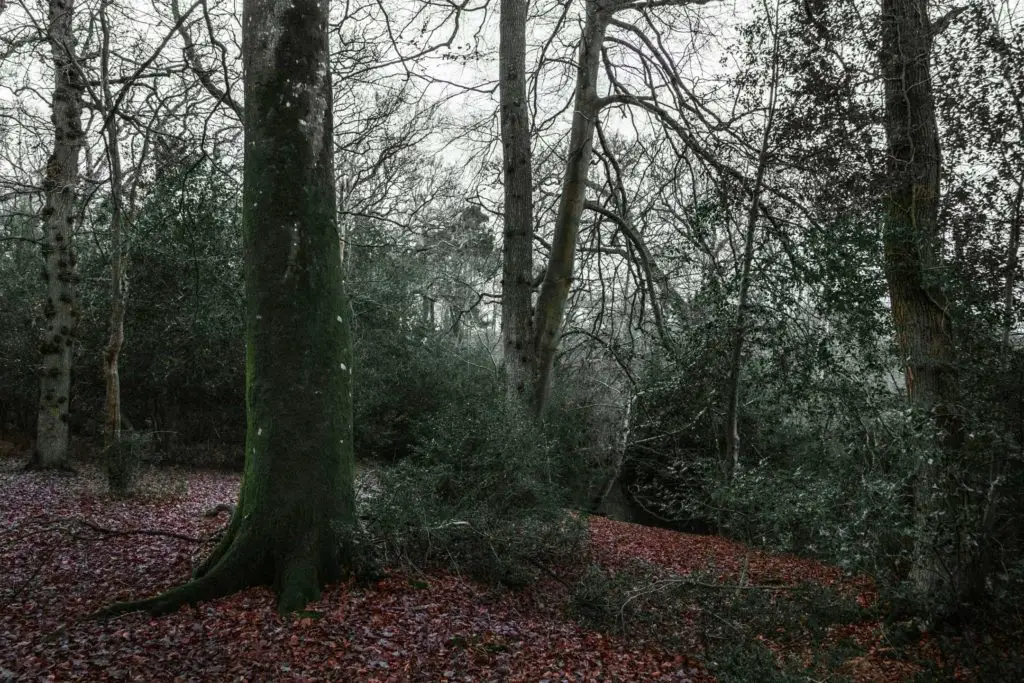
[100, 0, 126, 451]
[722, 147, 771, 482]
[1003, 183, 1022, 352]
[33, 0, 85, 469]
[499, 0, 537, 407]
[98, 0, 357, 616]
[723, 26, 779, 482]
[880, 0, 961, 600]
[532, 0, 609, 415]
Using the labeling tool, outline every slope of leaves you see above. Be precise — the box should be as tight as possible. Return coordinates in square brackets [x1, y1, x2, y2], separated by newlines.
[0, 462, 706, 682]
[588, 515, 877, 603]
[2, 461, 1016, 681]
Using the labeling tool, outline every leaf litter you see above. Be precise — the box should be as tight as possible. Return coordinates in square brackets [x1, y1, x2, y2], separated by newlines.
[0, 462, 1006, 681]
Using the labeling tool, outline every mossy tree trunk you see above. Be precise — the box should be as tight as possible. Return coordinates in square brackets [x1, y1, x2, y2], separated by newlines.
[33, 0, 85, 469]
[99, 0, 357, 616]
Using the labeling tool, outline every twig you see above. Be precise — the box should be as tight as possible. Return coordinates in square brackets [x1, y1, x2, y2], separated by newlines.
[703, 607, 746, 635]
[2, 515, 205, 544]
[58, 517, 204, 543]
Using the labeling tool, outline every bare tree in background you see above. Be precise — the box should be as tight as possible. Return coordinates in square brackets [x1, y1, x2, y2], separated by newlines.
[722, 0, 781, 481]
[99, 0, 127, 472]
[499, 0, 717, 415]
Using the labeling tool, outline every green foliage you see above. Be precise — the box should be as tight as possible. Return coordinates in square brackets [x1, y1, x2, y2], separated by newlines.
[347, 215, 607, 583]
[348, 217, 473, 461]
[0, 212, 46, 435]
[351, 324, 491, 462]
[114, 150, 245, 451]
[569, 562, 654, 634]
[0, 148, 247, 459]
[624, 294, 923, 569]
[568, 560, 869, 682]
[364, 389, 587, 586]
[626, 281, 1024, 619]
[546, 384, 624, 509]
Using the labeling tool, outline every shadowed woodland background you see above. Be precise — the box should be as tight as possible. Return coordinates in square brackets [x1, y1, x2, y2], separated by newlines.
[1, 0, 1024, 672]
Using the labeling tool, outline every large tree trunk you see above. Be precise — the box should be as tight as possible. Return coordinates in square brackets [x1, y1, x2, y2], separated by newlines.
[532, 0, 609, 414]
[880, 0, 962, 600]
[33, 0, 85, 469]
[499, 0, 537, 407]
[99, 0, 356, 616]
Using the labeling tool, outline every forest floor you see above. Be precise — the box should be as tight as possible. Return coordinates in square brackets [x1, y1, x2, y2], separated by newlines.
[0, 459, 1018, 682]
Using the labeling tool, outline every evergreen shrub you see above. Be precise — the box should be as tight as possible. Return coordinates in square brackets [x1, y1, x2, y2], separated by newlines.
[363, 386, 588, 586]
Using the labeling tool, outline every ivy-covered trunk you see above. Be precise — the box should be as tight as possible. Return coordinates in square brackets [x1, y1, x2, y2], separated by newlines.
[33, 0, 85, 469]
[100, 0, 357, 616]
[880, 0, 963, 602]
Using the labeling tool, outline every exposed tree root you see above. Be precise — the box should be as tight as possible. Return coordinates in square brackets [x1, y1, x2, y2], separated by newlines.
[0, 515, 206, 545]
[64, 517, 204, 543]
[202, 503, 236, 518]
[193, 515, 241, 579]
[92, 523, 349, 618]
[94, 540, 256, 618]
[94, 573, 238, 618]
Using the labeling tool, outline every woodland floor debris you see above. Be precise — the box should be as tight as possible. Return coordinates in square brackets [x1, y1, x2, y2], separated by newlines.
[0, 461, 1013, 681]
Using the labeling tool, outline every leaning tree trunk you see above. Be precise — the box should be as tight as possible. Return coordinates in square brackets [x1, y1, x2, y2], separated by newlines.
[880, 0, 962, 601]
[499, 0, 537, 407]
[99, 0, 356, 616]
[532, 0, 609, 415]
[33, 0, 85, 469]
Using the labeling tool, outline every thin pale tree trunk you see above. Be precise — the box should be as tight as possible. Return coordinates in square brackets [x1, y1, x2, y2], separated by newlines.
[33, 0, 85, 469]
[723, 23, 779, 481]
[721, 152, 770, 481]
[100, 0, 126, 450]
[1003, 183, 1022, 352]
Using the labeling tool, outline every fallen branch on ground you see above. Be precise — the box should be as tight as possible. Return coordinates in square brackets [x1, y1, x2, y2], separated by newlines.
[1, 515, 205, 544]
[62, 517, 204, 543]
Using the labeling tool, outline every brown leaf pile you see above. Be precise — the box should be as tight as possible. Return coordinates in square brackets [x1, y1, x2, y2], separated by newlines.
[0, 461, 1003, 681]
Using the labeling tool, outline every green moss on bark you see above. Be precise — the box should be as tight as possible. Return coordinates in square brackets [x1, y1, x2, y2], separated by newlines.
[98, 0, 358, 618]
